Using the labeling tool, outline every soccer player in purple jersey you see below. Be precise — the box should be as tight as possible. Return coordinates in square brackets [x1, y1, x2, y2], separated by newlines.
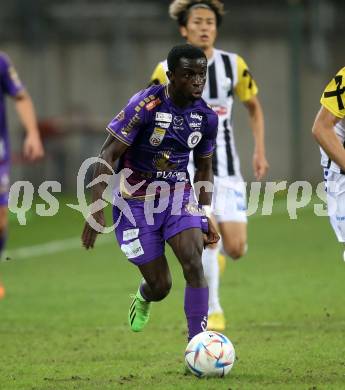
[82, 44, 220, 341]
[0, 52, 44, 297]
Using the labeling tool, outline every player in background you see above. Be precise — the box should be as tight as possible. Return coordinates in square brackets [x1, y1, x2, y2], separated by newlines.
[312, 67, 345, 258]
[0, 52, 44, 298]
[150, 0, 268, 330]
[82, 45, 220, 341]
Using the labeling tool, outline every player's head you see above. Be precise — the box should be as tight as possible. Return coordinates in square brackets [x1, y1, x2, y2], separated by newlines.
[166, 44, 207, 100]
[169, 0, 225, 52]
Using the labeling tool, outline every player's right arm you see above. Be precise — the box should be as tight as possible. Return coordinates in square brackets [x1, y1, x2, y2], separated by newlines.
[312, 67, 345, 171]
[82, 92, 148, 249]
[312, 107, 345, 170]
[82, 135, 128, 250]
[0, 53, 44, 161]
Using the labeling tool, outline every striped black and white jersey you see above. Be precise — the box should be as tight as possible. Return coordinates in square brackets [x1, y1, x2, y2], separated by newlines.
[319, 67, 345, 174]
[151, 48, 258, 179]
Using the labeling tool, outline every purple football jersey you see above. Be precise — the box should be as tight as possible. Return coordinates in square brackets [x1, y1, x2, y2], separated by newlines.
[107, 84, 218, 198]
[0, 53, 24, 163]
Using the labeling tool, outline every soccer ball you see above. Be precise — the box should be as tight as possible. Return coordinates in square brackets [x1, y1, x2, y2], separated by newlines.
[185, 331, 235, 377]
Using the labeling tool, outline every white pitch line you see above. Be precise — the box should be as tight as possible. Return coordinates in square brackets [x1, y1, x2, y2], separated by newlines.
[2, 234, 114, 261]
[2, 199, 322, 262]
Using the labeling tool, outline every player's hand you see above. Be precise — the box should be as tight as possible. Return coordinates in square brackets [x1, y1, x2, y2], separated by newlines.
[203, 217, 220, 247]
[23, 134, 44, 161]
[81, 210, 105, 249]
[253, 152, 269, 180]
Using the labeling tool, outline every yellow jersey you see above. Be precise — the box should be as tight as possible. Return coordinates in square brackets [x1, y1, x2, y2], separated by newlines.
[320, 67, 345, 173]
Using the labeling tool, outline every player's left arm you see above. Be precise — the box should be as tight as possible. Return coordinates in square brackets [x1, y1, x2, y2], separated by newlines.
[194, 154, 219, 246]
[193, 112, 219, 246]
[235, 55, 268, 180]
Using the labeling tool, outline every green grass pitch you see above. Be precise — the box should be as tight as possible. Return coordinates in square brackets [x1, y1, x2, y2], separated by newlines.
[1, 197, 345, 389]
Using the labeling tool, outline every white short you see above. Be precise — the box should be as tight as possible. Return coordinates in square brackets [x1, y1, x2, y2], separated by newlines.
[324, 169, 345, 243]
[211, 176, 247, 223]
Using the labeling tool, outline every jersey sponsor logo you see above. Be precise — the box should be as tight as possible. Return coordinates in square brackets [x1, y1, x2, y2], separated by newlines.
[156, 171, 187, 181]
[121, 113, 140, 136]
[153, 150, 177, 171]
[149, 127, 166, 146]
[120, 239, 144, 259]
[123, 228, 139, 241]
[135, 95, 158, 112]
[190, 112, 202, 121]
[189, 122, 202, 129]
[155, 112, 172, 122]
[173, 116, 184, 126]
[187, 131, 202, 148]
[115, 110, 125, 122]
[155, 121, 170, 129]
[173, 116, 184, 130]
[145, 98, 161, 111]
[211, 105, 228, 116]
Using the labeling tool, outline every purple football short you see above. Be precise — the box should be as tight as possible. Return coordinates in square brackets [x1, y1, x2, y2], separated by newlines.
[113, 190, 203, 265]
[0, 163, 10, 206]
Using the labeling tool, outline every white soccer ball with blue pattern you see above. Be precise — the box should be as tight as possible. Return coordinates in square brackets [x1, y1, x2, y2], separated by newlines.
[185, 331, 235, 377]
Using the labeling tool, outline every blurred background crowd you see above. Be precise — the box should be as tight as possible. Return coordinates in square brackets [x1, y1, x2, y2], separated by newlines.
[1, 0, 344, 190]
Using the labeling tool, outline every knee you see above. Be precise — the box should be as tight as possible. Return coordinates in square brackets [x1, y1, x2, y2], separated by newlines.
[223, 241, 247, 260]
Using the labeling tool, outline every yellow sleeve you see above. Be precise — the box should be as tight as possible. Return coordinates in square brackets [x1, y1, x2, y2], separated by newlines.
[320, 67, 345, 119]
[234, 55, 258, 102]
[150, 62, 168, 85]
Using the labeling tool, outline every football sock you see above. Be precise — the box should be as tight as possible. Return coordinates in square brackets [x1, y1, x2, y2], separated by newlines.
[184, 286, 208, 341]
[202, 246, 222, 314]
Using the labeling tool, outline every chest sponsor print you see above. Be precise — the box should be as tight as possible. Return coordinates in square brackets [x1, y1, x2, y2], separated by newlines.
[155, 121, 170, 129]
[155, 112, 172, 122]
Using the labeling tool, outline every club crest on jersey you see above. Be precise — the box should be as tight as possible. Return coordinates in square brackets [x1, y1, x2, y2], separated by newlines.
[187, 131, 202, 148]
[155, 112, 172, 122]
[149, 127, 166, 146]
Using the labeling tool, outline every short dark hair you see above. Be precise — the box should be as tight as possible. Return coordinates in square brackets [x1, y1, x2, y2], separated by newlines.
[167, 44, 207, 72]
[169, 0, 225, 27]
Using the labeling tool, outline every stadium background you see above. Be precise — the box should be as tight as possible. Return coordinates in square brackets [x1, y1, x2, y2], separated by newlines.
[2, 1, 345, 389]
[1, 0, 344, 189]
